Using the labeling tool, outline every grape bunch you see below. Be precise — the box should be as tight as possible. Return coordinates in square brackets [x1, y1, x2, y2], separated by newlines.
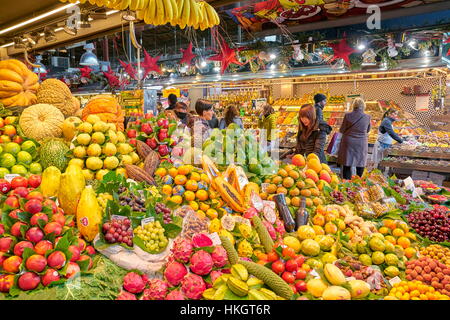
[134, 221, 168, 253]
[330, 190, 345, 204]
[346, 189, 357, 201]
[119, 192, 146, 212]
[407, 207, 450, 242]
[155, 202, 172, 224]
[97, 193, 113, 210]
[102, 217, 133, 246]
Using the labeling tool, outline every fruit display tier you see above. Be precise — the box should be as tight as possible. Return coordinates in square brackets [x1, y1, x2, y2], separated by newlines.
[387, 149, 450, 161]
[380, 160, 450, 174]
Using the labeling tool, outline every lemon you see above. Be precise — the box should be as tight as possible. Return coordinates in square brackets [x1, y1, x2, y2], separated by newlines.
[86, 157, 103, 170]
[120, 154, 133, 165]
[130, 152, 140, 164]
[93, 121, 109, 132]
[73, 146, 86, 158]
[68, 158, 84, 168]
[372, 251, 385, 265]
[77, 133, 91, 145]
[91, 132, 106, 144]
[117, 131, 126, 143]
[78, 122, 93, 133]
[103, 143, 117, 156]
[104, 156, 119, 170]
[107, 130, 118, 144]
[82, 169, 95, 180]
[87, 143, 102, 157]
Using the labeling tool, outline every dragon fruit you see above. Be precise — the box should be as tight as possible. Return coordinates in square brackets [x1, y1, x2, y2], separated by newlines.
[123, 272, 146, 294]
[165, 289, 185, 300]
[210, 270, 223, 283]
[243, 207, 258, 220]
[164, 261, 188, 286]
[116, 290, 137, 300]
[211, 246, 228, 268]
[181, 273, 206, 300]
[192, 233, 213, 248]
[262, 220, 277, 240]
[171, 237, 193, 263]
[190, 250, 214, 275]
[142, 279, 169, 300]
[274, 219, 286, 235]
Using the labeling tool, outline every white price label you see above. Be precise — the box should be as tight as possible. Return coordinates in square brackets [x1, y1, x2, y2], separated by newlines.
[111, 215, 127, 221]
[263, 200, 276, 210]
[141, 217, 155, 227]
[403, 177, 415, 191]
[4, 174, 20, 183]
[389, 276, 402, 286]
[261, 183, 270, 193]
[209, 232, 221, 246]
[310, 270, 320, 279]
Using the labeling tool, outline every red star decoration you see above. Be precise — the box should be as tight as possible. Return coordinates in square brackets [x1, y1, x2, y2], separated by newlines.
[119, 60, 138, 80]
[208, 40, 244, 74]
[447, 48, 450, 56]
[444, 37, 450, 44]
[141, 49, 162, 78]
[79, 66, 92, 79]
[180, 43, 196, 65]
[328, 39, 356, 67]
[103, 66, 120, 88]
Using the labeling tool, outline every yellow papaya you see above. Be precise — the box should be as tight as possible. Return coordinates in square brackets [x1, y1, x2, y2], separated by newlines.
[77, 185, 102, 241]
[40, 166, 61, 197]
[58, 164, 85, 215]
[213, 176, 245, 213]
[243, 182, 259, 205]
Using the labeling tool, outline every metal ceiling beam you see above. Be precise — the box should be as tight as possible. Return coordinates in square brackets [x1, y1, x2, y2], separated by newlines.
[255, 1, 450, 38]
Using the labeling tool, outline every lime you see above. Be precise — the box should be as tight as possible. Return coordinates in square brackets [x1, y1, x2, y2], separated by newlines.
[0, 168, 10, 178]
[4, 142, 21, 156]
[20, 140, 37, 155]
[17, 151, 32, 165]
[11, 164, 28, 175]
[29, 162, 43, 174]
[248, 163, 262, 175]
[0, 153, 16, 168]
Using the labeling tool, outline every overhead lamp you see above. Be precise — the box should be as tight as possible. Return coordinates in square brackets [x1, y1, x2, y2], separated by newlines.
[122, 10, 137, 21]
[213, 66, 220, 72]
[79, 14, 91, 29]
[0, 2, 79, 36]
[0, 42, 14, 48]
[44, 27, 56, 42]
[80, 43, 99, 66]
[32, 55, 47, 74]
[357, 43, 366, 50]
[269, 64, 276, 70]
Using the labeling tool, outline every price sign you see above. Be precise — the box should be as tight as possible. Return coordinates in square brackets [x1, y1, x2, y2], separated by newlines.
[141, 217, 155, 227]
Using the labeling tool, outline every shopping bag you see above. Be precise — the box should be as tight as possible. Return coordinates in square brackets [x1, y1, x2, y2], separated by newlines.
[326, 132, 342, 156]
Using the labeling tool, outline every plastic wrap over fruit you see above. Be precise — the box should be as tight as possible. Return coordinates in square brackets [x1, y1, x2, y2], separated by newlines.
[179, 208, 209, 240]
[365, 267, 384, 290]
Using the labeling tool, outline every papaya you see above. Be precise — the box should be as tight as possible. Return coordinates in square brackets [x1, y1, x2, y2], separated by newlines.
[40, 166, 61, 197]
[76, 185, 102, 241]
[243, 182, 259, 205]
[213, 175, 245, 213]
[58, 164, 85, 215]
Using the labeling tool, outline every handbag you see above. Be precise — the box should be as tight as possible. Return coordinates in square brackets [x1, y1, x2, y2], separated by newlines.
[327, 114, 365, 156]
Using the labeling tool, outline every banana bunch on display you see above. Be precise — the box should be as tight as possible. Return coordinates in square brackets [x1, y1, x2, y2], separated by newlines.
[59, 0, 220, 30]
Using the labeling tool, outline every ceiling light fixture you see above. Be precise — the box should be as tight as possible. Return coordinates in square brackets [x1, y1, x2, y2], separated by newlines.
[80, 43, 99, 66]
[0, 2, 79, 35]
[106, 10, 119, 15]
[0, 42, 14, 48]
[357, 43, 366, 50]
[122, 10, 137, 21]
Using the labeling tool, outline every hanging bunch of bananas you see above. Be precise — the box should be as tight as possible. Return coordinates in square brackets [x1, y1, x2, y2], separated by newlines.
[59, 0, 220, 30]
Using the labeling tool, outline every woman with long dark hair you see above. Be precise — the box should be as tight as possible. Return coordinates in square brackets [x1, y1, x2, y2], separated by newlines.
[219, 105, 243, 129]
[295, 104, 327, 162]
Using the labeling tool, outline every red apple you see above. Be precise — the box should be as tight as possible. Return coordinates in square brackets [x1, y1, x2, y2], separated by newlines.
[43, 199, 58, 213]
[13, 241, 34, 257]
[65, 262, 81, 279]
[2, 255, 22, 273]
[25, 199, 43, 214]
[5, 196, 19, 208]
[0, 237, 14, 252]
[18, 272, 41, 291]
[8, 209, 22, 219]
[11, 176, 28, 189]
[68, 245, 81, 262]
[44, 222, 62, 236]
[30, 213, 49, 226]
[42, 268, 60, 286]
[51, 213, 66, 227]
[0, 274, 14, 293]
[25, 254, 47, 272]
[78, 255, 93, 269]
[10, 221, 27, 237]
[0, 179, 11, 194]
[127, 129, 137, 138]
[77, 238, 86, 252]
[25, 227, 44, 243]
[34, 240, 53, 255]
[12, 187, 28, 198]
[27, 175, 41, 188]
[0, 223, 4, 235]
[85, 246, 95, 255]
[47, 251, 66, 270]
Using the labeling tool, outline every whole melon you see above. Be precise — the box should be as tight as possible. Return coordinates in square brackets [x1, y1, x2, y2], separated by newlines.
[39, 139, 70, 171]
[19, 104, 64, 141]
[37, 79, 80, 117]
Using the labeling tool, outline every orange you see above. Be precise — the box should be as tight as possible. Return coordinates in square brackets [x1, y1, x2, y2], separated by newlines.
[305, 198, 313, 208]
[278, 169, 288, 177]
[174, 175, 187, 185]
[313, 225, 325, 235]
[162, 185, 172, 196]
[291, 196, 301, 207]
[199, 173, 208, 182]
[292, 154, 306, 167]
[177, 165, 191, 176]
[196, 210, 206, 219]
[264, 178, 271, 184]
[296, 180, 306, 189]
[266, 184, 278, 194]
[170, 195, 183, 205]
[190, 172, 201, 181]
[184, 191, 196, 202]
[155, 167, 167, 177]
[285, 197, 291, 206]
[276, 187, 288, 195]
[378, 227, 390, 235]
[312, 214, 325, 226]
[289, 188, 300, 197]
[209, 190, 219, 200]
[272, 176, 283, 185]
[324, 222, 338, 234]
[300, 189, 311, 197]
[189, 201, 199, 211]
[405, 232, 417, 241]
[310, 188, 320, 197]
[316, 205, 326, 215]
[404, 247, 417, 259]
[196, 190, 209, 201]
[168, 167, 178, 178]
[392, 228, 404, 237]
[185, 180, 198, 191]
[260, 192, 268, 200]
[200, 202, 210, 212]
[385, 235, 396, 245]
[206, 209, 218, 219]
[397, 236, 411, 249]
[288, 170, 300, 180]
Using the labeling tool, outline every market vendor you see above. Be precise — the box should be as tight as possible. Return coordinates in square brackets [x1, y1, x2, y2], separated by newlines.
[373, 108, 404, 167]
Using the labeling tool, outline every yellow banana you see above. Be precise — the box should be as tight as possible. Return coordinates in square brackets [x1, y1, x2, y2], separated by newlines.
[182, 0, 190, 28]
[164, 0, 173, 24]
[170, 0, 179, 22]
[137, 0, 146, 10]
[156, 0, 165, 25]
[129, 0, 138, 10]
[174, 0, 184, 24]
[136, 9, 145, 20]
[189, 0, 197, 26]
[147, 0, 157, 24]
